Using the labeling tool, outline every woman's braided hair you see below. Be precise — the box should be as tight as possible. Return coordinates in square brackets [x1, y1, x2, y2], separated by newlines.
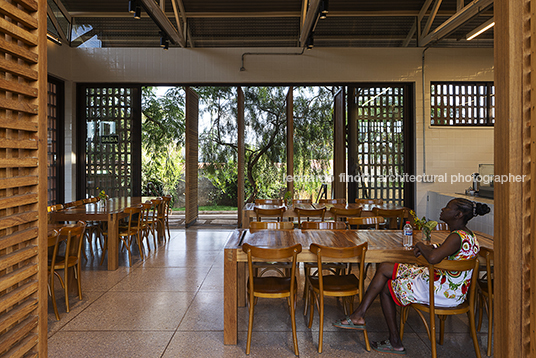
[452, 198, 491, 224]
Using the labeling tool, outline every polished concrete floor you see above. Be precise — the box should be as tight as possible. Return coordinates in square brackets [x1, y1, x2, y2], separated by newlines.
[47, 228, 492, 357]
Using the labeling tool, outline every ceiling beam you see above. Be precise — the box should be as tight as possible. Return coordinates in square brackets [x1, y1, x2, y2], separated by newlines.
[68, 10, 488, 19]
[299, 0, 321, 45]
[47, 3, 68, 44]
[402, 19, 417, 47]
[419, 0, 494, 47]
[170, 0, 186, 47]
[140, 0, 185, 47]
[421, 0, 443, 40]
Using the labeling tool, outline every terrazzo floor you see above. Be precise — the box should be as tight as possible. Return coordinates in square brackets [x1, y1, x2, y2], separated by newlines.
[47, 228, 493, 357]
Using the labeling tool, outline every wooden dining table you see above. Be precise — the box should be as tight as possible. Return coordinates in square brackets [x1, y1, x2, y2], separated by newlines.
[48, 197, 157, 271]
[223, 228, 494, 345]
[242, 202, 408, 228]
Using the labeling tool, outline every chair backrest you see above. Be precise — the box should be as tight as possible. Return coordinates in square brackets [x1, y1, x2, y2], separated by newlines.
[140, 202, 153, 224]
[426, 258, 479, 314]
[318, 198, 346, 205]
[434, 222, 449, 231]
[300, 221, 346, 230]
[310, 242, 368, 292]
[162, 195, 172, 215]
[294, 198, 312, 204]
[478, 247, 494, 295]
[83, 197, 99, 204]
[347, 216, 385, 229]
[295, 207, 326, 224]
[151, 198, 164, 218]
[255, 199, 283, 206]
[254, 206, 285, 221]
[372, 208, 406, 229]
[58, 221, 87, 262]
[63, 201, 77, 209]
[123, 206, 143, 231]
[47, 204, 64, 213]
[329, 207, 362, 221]
[355, 198, 383, 205]
[249, 221, 294, 230]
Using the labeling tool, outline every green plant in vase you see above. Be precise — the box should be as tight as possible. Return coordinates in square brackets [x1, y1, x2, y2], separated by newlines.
[410, 210, 437, 243]
[284, 191, 293, 206]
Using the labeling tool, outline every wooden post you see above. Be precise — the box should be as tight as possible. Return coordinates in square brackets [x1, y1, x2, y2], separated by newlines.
[286, 87, 294, 195]
[237, 87, 245, 227]
[333, 88, 346, 200]
[494, 0, 526, 356]
[347, 87, 358, 202]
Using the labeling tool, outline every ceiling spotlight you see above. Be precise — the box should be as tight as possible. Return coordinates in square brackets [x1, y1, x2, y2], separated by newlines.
[306, 33, 314, 50]
[319, 0, 329, 19]
[128, 0, 136, 13]
[134, 5, 142, 19]
[164, 41, 169, 50]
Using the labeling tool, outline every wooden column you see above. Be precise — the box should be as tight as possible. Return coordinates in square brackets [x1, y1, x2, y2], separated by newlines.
[185, 87, 199, 227]
[286, 87, 294, 195]
[347, 87, 358, 202]
[237, 87, 245, 228]
[333, 88, 346, 199]
[494, 0, 530, 356]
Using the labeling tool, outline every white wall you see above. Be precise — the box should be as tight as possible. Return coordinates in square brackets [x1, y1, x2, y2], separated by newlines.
[47, 43, 494, 216]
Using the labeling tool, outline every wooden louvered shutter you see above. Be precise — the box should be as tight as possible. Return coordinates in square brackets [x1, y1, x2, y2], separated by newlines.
[185, 87, 199, 227]
[0, 0, 47, 356]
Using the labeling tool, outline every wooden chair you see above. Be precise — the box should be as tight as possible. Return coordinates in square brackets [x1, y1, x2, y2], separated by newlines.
[477, 247, 494, 356]
[138, 202, 154, 252]
[243, 243, 302, 356]
[249, 221, 294, 230]
[372, 208, 406, 229]
[355, 198, 383, 205]
[318, 198, 346, 205]
[82, 197, 99, 204]
[63, 201, 77, 209]
[255, 198, 283, 206]
[162, 194, 172, 240]
[306, 242, 370, 353]
[100, 206, 144, 266]
[329, 207, 362, 222]
[300, 221, 346, 230]
[150, 198, 165, 244]
[347, 216, 385, 229]
[48, 222, 86, 320]
[434, 222, 449, 231]
[254, 206, 285, 222]
[295, 207, 326, 225]
[294, 198, 312, 204]
[399, 257, 481, 358]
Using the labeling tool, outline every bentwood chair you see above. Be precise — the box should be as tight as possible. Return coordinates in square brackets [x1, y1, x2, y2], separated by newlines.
[300, 220, 348, 315]
[329, 207, 362, 222]
[318, 198, 346, 205]
[295, 207, 326, 225]
[138, 201, 154, 252]
[249, 221, 294, 277]
[294, 198, 312, 204]
[162, 195, 172, 240]
[347, 216, 385, 229]
[243, 243, 302, 355]
[47, 204, 64, 213]
[355, 198, 384, 205]
[434, 222, 449, 231]
[372, 208, 406, 229]
[306, 242, 370, 353]
[101, 206, 144, 266]
[399, 257, 481, 358]
[249, 221, 294, 230]
[255, 198, 284, 206]
[477, 247, 494, 356]
[254, 206, 285, 222]
[150, 198, 165, 245]
[48, 222, 86, 320]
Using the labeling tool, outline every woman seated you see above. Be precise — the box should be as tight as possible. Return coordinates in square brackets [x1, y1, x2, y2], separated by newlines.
[333, 198, 490, 354]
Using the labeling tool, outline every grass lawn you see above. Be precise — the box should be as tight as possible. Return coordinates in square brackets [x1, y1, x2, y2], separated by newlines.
[173, 205, 237, 212]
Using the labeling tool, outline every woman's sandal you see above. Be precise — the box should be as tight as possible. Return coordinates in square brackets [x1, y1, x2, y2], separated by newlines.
[371, 340, 406, 355]
[332, 316, 366, 330]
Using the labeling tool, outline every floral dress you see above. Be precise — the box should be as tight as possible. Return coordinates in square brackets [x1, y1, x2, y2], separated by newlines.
[388, 230, 480, 307]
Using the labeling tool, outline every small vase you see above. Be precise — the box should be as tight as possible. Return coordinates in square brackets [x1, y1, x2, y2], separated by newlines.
[421, 227, 432, 243]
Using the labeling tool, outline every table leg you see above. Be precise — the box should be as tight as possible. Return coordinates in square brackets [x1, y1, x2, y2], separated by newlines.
[107, 213, 119, 271]
[224, 248, 238, 345]
[237, 262, 246, 307]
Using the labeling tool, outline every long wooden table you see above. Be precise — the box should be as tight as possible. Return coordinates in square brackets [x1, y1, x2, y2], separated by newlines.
[223, 228, 494, 345]
[48, 197, 157, 271]
[242, 202, 407, 228]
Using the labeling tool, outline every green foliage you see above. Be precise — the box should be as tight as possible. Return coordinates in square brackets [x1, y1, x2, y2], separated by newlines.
[141, 87, 185, 202]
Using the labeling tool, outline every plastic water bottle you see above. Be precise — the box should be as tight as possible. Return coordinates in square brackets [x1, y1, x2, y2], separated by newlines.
[403, 221, 413, 248]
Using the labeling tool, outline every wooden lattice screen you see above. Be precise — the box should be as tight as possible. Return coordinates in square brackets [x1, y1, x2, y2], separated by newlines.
[47, 77, 63, 206]
[185, 87, 198, 227]
[77, 85, 141, 199]
[0, 0, 47, 356]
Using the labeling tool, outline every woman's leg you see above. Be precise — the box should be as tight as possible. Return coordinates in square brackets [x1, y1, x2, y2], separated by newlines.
[341, 262, 395, 325]
[378, 281, 404, 350]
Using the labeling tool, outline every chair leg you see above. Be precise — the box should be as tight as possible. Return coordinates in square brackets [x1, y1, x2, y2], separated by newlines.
[50, 273, 60, 320]
[430, 313, 437, 358]
[303, 266, 310, 315]
[308, 291, 315, 329]
[468, 308, 483, 358]
[487, 295, 493, 356]
[318, 294, 324, 353]
[246, 297, 255, 355]
[76, 263, 83, 300]
[439, 315, 446, 345]
[64, 268, 70, 312]
[290, 292, 299, 356]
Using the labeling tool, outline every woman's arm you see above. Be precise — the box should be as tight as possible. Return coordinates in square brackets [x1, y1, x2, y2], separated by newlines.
[413, 232, 462, 264]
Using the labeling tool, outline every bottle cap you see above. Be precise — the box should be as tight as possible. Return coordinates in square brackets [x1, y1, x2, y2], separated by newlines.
[405, 221, 410, 224]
